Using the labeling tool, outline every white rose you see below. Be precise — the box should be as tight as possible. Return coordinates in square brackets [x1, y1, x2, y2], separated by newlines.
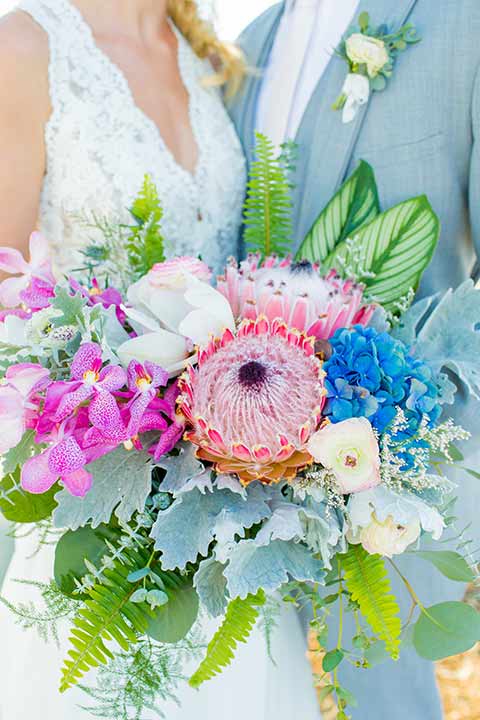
[346, 33, 389, 77]
[348, 513, 421, 558]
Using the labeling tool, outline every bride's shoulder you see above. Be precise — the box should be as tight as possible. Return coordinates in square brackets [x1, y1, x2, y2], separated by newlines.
[0, 12, 49, 114]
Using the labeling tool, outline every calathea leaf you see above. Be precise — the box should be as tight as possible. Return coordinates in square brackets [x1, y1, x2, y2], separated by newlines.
[296, 161, 380, 265]
[332, 196, 439, 313]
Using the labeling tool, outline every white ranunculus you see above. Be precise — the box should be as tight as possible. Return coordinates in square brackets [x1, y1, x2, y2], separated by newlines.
[346, 33, 389, 78]
[346, 485, 445, 557]
[341, 73, 371, 124]
[118, 258, 235, 375]
[307, 418, 381, 494]
[349, 513, 421, 558]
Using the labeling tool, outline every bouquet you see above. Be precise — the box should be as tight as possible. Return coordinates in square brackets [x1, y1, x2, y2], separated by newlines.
[1, 135, 479, 719]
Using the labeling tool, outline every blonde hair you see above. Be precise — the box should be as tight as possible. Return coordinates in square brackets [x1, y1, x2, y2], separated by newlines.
[167, 0, 247, 98]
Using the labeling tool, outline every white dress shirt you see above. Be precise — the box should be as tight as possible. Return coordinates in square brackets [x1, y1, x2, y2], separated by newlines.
[257, 0, 360, 147]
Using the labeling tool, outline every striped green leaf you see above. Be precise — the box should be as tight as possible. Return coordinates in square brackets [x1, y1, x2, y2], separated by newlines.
[325, 195, 440, 312]
[296, 161, 380, 265]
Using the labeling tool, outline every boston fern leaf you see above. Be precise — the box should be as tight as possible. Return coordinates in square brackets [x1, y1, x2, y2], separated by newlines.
[297, 161, 380, 265]
[127, 175, 165, 278]
[189, 589, 266, 688]
[60, 545, 154, 692]
[243, 133, 293, 257]
[342, 545, 401, 659]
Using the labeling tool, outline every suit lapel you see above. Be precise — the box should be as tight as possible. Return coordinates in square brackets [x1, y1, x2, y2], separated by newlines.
[292, 0, 420, 243]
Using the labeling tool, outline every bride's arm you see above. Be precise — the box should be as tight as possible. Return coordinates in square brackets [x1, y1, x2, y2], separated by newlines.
[0, 13, 50, 259]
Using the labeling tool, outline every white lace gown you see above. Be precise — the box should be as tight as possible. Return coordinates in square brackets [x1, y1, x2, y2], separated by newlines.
[0, 1, 321, 718]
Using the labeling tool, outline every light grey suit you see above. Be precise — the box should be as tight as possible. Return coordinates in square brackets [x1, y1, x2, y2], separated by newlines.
[229, 1, 480, 718]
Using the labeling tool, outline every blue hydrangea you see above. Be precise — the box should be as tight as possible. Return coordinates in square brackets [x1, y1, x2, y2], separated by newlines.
[324, 326, 442, 434]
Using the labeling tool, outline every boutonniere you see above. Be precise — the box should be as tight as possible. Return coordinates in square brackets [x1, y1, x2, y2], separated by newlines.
[333, 11, 421, 124]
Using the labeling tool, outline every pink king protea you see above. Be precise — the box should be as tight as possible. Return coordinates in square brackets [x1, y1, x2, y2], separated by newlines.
[217, 254, 376, 340]
[178, 316, 326, 486]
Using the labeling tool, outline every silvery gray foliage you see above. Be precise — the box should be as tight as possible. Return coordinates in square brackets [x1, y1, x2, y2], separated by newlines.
[193, 557, 228, 618]
[53, 447, 153, 530]
[223, 539, 326, 599]
[392, 281, 480, 403]
[155, 443, 212, 497]
[150, 483, 272, 570]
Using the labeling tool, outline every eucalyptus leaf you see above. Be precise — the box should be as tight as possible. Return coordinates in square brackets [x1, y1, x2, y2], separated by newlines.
[146, 572, 199, 643]
[411, 551, 474, 583]
[0, 467, 58, 523]
[54, 524, 117, 597]
[296, 161, 379, 266]
[322, 648, 344, 672]
[413, 602, 480, 660]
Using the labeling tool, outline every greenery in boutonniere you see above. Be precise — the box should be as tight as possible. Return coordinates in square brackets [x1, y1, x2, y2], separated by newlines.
[333, 11, 421, 123]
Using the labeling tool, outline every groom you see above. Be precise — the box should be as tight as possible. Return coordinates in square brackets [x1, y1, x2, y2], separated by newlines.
[229, 1, 480, 718]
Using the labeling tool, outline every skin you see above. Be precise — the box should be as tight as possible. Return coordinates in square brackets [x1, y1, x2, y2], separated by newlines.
[0, 0, 198, 260]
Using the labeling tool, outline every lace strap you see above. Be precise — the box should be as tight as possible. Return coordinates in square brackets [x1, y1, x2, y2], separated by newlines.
[17, 0, 70, 118]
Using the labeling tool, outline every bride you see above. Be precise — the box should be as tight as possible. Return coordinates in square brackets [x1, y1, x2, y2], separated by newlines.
[0, 1, 321, 718]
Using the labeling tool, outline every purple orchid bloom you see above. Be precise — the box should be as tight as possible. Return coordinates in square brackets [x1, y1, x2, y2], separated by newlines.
[21, 420, 93, 497]
[125, 361, 169, 439]
[147, 381, 186, 461]
[45, 343, 127, 441]
[68, 277, 127, 325]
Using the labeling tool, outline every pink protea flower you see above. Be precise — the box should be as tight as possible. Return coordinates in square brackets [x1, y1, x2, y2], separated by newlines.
[178, 316, 326, 486]
[0, 363, 50, 454]
[0, 232, 55, 309]
[217, 254, 376, 341]
[45, 343, 127, 441]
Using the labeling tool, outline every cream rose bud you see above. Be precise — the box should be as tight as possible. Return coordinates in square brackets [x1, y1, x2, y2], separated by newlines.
[346, 33, 389, 78]
[307, 417, 381, 494]
[349, 513, 421, 558]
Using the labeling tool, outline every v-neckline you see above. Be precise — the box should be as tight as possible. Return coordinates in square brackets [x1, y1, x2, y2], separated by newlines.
[63, 0, 202, 183]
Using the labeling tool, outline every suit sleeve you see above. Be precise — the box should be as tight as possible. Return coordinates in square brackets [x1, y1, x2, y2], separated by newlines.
[469, 61, 480, 280]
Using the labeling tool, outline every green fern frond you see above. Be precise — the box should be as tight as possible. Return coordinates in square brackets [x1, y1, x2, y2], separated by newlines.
[189, 589, 266, 688]
[243, 133, 293, 258]
[60, 545, 155, 693]
[342, 545, 401, 659]
[127, 175, 165, 278]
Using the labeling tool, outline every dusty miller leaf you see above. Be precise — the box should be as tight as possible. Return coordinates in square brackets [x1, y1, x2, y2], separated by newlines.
[53, 447, 152, 529]
[193, 557, 228, 618]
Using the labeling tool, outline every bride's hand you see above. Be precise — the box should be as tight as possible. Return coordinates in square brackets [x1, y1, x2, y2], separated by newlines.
[0, 11, 50, 267]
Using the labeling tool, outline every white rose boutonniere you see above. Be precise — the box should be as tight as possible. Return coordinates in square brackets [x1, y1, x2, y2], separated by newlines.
[333, 12, 420, 124]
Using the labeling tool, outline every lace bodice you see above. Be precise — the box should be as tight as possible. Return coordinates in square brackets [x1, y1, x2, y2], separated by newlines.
[18, 0, 246, 276]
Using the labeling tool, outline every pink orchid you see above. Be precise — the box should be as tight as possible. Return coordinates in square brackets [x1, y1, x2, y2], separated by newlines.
[21, 420, 92, 497]
[125, 361, 169, 438]
[148, 382, 185, 461]
[0, 363, 50, 454]
[0, 232, 55, 309]
[45, 343, 127, 441]
[68, 277, 127, 325]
